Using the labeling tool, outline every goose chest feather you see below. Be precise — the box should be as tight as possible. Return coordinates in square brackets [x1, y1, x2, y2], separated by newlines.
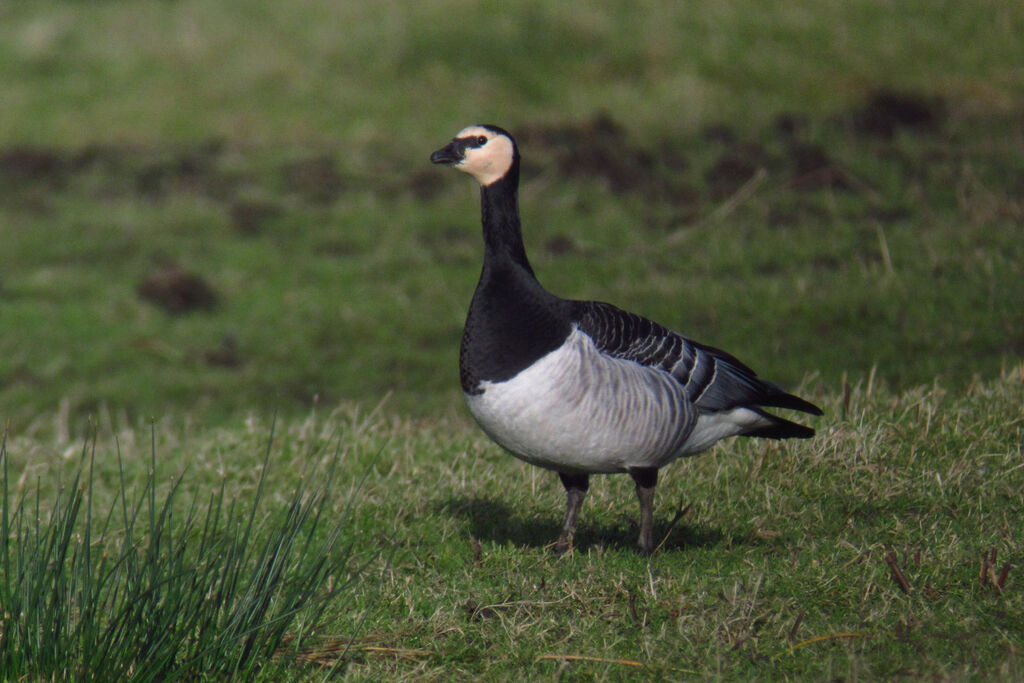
[431, 124, 822, 554]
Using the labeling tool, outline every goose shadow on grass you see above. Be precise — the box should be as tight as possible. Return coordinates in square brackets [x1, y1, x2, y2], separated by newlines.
[439, 495, 728, 554]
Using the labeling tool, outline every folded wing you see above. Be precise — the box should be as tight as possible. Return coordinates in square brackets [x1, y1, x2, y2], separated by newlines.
[574, 300, 822, 439]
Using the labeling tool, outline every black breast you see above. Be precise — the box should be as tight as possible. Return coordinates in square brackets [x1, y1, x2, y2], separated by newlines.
[459, 264, 571, 394]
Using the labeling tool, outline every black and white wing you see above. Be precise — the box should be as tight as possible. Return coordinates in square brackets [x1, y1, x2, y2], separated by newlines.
[573, 300, 822, 438]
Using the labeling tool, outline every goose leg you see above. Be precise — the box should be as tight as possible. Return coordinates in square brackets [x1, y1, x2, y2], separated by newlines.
[629, 467, 658, 555]
[554, 472, 589, 553]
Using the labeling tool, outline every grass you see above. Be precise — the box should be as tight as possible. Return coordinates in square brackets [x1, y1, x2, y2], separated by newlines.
[1, 0, 1023, 679]
[4, 112, 1022, 428]
[1, 59, 1022, 428]
[0, 422, 376, 681]
[1, 1, 1021, 146]
[341, 368, 1023, 680]
[3, 367, 1021, 680]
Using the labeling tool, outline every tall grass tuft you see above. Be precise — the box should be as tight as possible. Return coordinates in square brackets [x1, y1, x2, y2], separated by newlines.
[0, 424, 371, 681]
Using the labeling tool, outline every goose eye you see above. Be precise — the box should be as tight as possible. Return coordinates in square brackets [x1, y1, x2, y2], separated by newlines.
[476, 136, 487, 146]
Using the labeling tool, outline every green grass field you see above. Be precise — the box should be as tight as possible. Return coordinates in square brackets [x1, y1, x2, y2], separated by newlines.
[1, 1, 1022, 679]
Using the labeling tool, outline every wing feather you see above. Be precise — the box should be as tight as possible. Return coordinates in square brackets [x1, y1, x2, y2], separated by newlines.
[573, 300, 823, 418]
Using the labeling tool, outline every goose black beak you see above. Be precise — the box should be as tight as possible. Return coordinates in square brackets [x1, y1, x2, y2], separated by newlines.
[430, 141, 463, 166]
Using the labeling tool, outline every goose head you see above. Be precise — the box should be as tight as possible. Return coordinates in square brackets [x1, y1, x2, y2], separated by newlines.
[430, 125, 517, 186]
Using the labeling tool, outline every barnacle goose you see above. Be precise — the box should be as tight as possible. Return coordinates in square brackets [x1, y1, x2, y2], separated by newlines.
[431, 124, 822, 555]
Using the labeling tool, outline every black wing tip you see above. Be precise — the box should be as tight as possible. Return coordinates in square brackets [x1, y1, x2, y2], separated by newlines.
[747, 419, 817, 440]
[745, 407, 820, 440]
[696, 344, 824, 417]
[767, 393, 824, 416]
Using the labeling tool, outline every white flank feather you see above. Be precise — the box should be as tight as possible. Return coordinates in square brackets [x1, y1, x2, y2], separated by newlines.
[465, 327, 697, 473]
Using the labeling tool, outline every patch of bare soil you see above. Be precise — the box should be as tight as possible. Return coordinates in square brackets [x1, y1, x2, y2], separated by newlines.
[704, 141, 774, 201]
[517, 113, 697, 207]
[849, 89, 944, 138]
[0, 147, 67, 180]
[0, 87, 991, 242]
[281, 156, 344, 204]
[786, 141, 855, 192]
[229, 200, 282, 236]
[137, 263, 218, 314]
[135, 141, 234, 200]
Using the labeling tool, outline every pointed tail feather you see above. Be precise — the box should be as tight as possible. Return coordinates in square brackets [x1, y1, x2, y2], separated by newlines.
[744, 411, 817, 440]
[759, 385, 824, 416]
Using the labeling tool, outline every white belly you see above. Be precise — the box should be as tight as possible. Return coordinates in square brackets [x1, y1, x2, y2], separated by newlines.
[465, 327, 697, 473]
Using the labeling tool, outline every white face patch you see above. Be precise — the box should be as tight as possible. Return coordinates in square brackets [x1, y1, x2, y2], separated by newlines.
[452, 126, 515, 186]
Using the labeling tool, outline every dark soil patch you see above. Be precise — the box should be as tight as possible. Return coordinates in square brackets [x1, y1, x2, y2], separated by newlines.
[704, 142, 773, 201]
[0, 147, 67, 180]
[517, 113, 695, 207]
[850, 89, 944, 138]
[772, 112, 810, 140]
[137, 263, 218, 313]
[0, 142, 244, 207]
[229, 200, 282, 236]
[281, 156, 343, 204]
[786, 141, 855, 192]
[865, 205, 913, 224]
[0, 147, 71, 211]
[701, 123, 738, 145]
[518, 113, 648, 192]
[135, 142, 234, 200]
[69, 143, 128, 172]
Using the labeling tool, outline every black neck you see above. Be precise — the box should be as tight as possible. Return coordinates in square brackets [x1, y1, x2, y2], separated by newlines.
[479, 162, 534, 276]
[460, 157, 571, 392]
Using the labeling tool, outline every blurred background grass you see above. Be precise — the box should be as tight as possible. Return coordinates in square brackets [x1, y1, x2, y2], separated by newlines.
[1, 0, 1022, 432]
[3, 1, 1020, 144]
